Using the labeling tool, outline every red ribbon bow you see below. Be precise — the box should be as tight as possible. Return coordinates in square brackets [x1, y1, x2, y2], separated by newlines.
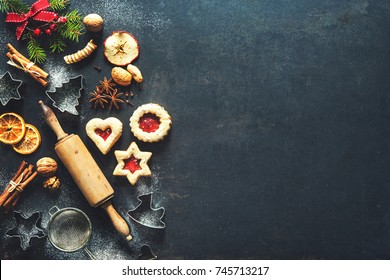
[6, 0, 57, 40]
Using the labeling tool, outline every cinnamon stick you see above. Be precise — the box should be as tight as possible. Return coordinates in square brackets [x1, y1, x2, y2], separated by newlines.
[2, 171, 37, 209]
[7, 43, 30, 64]
[7, 43, 49, 78]
[11, 196, 20, 208]
[2, 191, 18, 209]
[0, 161, 27, 206]
[7, 52, 49, 79]
[12, 161, 28, 182]
[4, 160, 26, 191]
[0, 163, 37, 211]
[6, 53, 48, 87]
[20, 171, 37, 190]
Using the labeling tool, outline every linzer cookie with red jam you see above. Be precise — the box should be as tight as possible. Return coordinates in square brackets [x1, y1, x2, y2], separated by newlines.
[86, 117, 123, 155]
[130, 103, 172, 143]
[113, 142, 152, 185]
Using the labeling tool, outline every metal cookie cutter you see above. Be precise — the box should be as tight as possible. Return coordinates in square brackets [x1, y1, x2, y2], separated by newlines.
[127, 193, 166, 229]
[138, 245, 157, 260]
[5, 211, 46, 250]
[47, 206, 96, 259]
[45, 75, 84, 115]
[0, 71, 23, 106]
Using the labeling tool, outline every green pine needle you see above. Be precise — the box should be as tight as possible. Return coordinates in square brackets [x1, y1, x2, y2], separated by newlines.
[2, 2, 84, 63]
[0, 0, 29, 13]
[27, 38, 46, 64]
[49, 0, 70, 12]
[50, 36, 67, 53]
[59, 9, 84, 42]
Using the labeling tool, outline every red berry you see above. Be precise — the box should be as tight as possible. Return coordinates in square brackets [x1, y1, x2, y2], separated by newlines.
[53, 13, 58, 20]
[50, 23, 56, 30]
[33, 28, 41, 37]
[45, 28, 52, 35]
[58, 17, 67, 23]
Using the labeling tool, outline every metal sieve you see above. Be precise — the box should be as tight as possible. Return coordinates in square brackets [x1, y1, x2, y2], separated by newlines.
[47, 206, 95, 259]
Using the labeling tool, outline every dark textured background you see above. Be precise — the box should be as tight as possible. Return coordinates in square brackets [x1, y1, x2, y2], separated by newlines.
[1, 0, 390, 259]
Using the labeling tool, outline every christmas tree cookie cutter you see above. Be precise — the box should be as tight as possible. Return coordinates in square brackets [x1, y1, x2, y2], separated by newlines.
[5, 211, 46, 250]
[0, 71, 23, 106]
[45, 75, 84, 115]
[138, 245, 157, 260]
[127, 193, 166, 229]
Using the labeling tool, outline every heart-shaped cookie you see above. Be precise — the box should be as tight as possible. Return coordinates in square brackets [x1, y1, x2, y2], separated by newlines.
[86, 117, 123, 155]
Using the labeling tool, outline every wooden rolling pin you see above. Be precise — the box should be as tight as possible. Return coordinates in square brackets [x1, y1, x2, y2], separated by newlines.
[39, 101, 132, 241]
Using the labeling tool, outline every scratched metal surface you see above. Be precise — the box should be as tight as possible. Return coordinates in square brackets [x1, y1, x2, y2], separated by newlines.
[1, 0, 390, 259]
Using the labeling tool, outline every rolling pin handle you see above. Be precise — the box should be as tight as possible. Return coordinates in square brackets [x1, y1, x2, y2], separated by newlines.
[102, 201, 133, 241]
[38, 100, 68, 141]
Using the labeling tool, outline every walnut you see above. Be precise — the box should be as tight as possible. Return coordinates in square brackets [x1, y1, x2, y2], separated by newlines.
[83, 14, 104, 32]
[36, 157, 58, 177]
[43, 176, 60, 191]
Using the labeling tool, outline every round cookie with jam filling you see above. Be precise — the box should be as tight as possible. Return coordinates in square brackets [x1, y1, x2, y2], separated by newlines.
[130, 103, 172, 143]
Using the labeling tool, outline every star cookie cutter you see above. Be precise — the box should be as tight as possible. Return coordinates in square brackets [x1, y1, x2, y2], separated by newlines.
[127, 193, 166, 229]
[0, 72, 23, 106]
[5, 211, 46, 250]
[45, 75, 84, 115]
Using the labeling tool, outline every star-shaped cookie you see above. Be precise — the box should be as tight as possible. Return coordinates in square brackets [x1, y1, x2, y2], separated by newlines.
[113, 142, 152, 185]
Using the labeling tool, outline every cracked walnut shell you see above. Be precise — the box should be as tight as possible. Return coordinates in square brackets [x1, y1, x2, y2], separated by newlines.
[43, 176, 61, 191]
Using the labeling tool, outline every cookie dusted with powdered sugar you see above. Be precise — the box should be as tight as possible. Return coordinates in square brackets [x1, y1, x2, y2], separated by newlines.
[130, 103, 172, 143]
[86, 117, 123, 154]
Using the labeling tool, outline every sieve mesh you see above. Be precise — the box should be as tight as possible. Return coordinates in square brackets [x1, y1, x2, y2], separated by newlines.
[48, 209, 91, 252]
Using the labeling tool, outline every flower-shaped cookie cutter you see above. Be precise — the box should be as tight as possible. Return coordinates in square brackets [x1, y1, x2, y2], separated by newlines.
[45, 75, 84, 115]
[0, 71, 23, 106]
[5, 211, 46, 250]
[127, 193, 166, 229]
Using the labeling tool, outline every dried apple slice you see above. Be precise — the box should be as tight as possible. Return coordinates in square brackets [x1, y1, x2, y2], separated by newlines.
[104, 31, 140, 66]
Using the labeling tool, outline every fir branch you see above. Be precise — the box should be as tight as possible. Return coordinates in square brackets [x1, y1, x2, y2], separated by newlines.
[27, 38, 46, 64]
[3, 2, 84, 63]
[0, 0, 29, 13]
[49, 0, 70, 12]
[49, 35, 66, 53]
[59, 9, 84, 42]
[21, 31, 31, 41]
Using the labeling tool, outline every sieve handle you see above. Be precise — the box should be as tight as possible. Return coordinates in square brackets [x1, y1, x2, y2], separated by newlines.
[49, 206, 60, 217]
[84, 247, 97, 260]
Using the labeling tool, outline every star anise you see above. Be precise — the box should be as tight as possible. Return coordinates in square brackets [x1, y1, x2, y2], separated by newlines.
[107, 89, 124, 110]
[98, 77, 116, 94]
[89, 87, 108, 109]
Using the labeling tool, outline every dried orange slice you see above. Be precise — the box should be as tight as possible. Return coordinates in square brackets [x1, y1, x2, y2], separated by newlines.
[0, 112, 26, 145]
[13, 124, 41, 155]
